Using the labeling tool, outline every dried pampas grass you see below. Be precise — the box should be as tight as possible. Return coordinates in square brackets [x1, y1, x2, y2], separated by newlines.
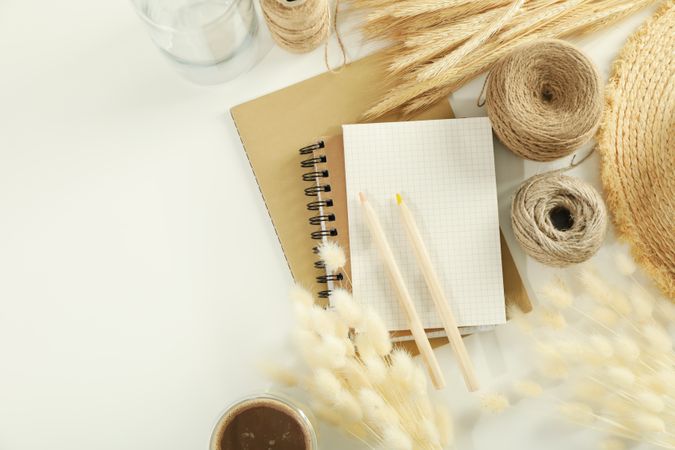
[332, 287, 363, 327]
[507, 250, 675, 449]
[317, 241, 347, 275]
[514, 380, 544, 398]
[601, 438, 627, 450]
[263, 260, 453, 449]
[479, 392, 510, 414]
[344, 0, 656, 118]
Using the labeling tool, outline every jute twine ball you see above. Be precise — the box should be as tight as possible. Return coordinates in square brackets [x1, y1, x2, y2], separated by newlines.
[261, 0, 329, 53]
[511, 172, 607, 267]
[486, 40, 603, 162]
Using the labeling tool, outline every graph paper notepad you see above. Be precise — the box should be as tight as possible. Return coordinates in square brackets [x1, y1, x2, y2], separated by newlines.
[343, 118, 506, 331]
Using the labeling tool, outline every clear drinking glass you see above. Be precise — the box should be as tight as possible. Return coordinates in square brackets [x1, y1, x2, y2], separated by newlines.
[132, 0, 271, 84]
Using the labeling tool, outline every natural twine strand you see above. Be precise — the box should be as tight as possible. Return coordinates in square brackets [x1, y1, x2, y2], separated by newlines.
[324, 0, 347, 72]
[261, 0, 330, 54]
[485, 40, 603, 162]
[511, 168, 607, 267]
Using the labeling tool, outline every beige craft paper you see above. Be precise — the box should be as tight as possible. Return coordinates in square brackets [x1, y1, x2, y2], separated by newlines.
[231, 54, 531, 350]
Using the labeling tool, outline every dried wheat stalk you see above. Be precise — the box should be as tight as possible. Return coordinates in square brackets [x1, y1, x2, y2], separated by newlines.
[401, 0, 650, 115]
[343, 0, 656, 119]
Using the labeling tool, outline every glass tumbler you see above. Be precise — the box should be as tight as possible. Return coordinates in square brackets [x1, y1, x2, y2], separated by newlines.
[210, 393, 318, 450]
[132, 0, 270, 84]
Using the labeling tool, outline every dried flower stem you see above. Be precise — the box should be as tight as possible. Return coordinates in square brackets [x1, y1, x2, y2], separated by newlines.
[509, 258, 675, 448]
[266, 277, 451, 450]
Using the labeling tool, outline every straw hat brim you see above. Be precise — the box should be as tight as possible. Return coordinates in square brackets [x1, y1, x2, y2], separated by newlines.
[597, 2, 675, 300]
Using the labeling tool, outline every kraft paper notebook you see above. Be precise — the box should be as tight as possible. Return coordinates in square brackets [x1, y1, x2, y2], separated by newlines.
[230, 55, 531, 345]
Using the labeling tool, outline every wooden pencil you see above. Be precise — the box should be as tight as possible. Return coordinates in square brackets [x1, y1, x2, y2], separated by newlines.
[396, 193, 480, 391]
[359, 192, 445, 390]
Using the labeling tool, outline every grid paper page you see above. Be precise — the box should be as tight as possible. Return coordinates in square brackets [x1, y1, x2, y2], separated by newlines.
[343, 118, 505, 330]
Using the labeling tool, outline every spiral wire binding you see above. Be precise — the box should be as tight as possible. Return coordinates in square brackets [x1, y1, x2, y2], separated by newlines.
[302, 170, 329, 182]
[299, 141, 325, 155]
[299, 140, 342, 299]
[305, 185, 331, 196]
[309, 214, 335, 226]
[307, 199, 333, 211]
[301, 156, 327, 168]
[311, 229, 338, 239]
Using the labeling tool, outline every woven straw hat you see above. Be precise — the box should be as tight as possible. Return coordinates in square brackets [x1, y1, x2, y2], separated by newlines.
[597, 2, 675, 300]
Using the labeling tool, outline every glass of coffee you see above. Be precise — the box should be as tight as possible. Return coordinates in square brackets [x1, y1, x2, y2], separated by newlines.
[210, 393, 317, 450]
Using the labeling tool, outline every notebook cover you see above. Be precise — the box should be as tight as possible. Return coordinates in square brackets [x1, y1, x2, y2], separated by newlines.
[230, 54, 531, 350]
[230, 54, 451, 293]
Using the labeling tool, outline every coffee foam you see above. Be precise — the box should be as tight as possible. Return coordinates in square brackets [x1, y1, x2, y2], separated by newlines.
[211, 396, 313, 450]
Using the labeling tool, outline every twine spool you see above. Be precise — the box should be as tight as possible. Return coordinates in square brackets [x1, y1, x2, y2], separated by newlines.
[485, 40, 603, 162]
[511, 172, 607, 267]
[261, 0, 330, 53]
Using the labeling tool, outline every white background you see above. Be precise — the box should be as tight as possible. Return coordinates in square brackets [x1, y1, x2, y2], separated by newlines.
[0, 1, 657, 449]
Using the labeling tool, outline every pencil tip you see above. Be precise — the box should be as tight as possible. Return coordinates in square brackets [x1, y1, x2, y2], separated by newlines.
[359, 192, 366, 203]
[396, 193, 402, 205]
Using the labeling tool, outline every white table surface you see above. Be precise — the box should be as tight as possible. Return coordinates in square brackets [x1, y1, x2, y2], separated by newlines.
[0, 2, 657, 449]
